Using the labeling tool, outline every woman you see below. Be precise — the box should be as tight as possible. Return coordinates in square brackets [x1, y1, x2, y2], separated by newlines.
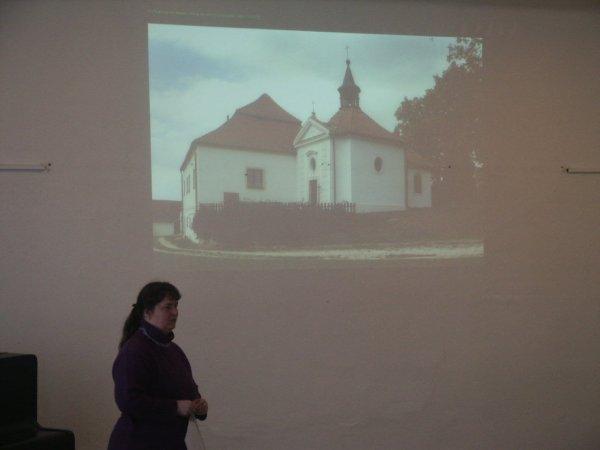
[108, 282, 208, 450]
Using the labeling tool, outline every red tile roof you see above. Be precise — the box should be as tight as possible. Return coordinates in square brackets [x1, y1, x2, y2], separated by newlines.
[181, 95, 433, 171]
[236, 93, 300, 124]
[181, 94, 301, 170]
[326, 107, 402, 146]
[325, 107, 434, 169]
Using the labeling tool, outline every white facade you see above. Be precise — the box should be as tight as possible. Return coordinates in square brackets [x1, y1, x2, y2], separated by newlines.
[333, 138, 352, 203]
[196, 146, 296, 203]
[182, 145, 296, 239]
[183, 116, 432, 240]
[294, 119, 408, 212]
[152, 222, 175, 237]
[407, 168, 433, 208]
[181, 153, 197, 240]
[345, 137, 406, 213]
[295, 120, 332, 204]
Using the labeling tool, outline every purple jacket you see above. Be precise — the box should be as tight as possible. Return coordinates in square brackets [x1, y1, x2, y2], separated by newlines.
[108, 320, 205, 450]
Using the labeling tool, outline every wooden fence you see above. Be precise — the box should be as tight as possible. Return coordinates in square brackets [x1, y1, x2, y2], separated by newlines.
[197, 201, 355, 214]
[192, 201, 356, 248]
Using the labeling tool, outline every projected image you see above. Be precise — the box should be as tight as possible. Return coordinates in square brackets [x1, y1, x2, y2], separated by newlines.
[150, 24, 484, 267]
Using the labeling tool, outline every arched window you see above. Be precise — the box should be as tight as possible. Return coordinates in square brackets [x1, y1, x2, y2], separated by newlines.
[374, 157, 383, 173]
[310, 157, 316, 172]
[414, 172, 422, 194]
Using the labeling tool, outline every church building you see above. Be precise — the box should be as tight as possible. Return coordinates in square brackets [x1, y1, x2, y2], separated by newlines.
[180, 59, 432, 240]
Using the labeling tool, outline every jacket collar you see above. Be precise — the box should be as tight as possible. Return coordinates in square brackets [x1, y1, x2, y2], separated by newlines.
[140, 319, 174, 346]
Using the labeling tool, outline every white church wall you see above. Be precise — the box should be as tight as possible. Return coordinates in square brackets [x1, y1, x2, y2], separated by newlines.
[296, 139, 332, 203]
[181, 154, 197, 240]
[349, 138, 406, 212]
[407, 168, 433, 208]
[196, 146, 296, 204]
[333, 137, 353, 203]
[152, 222, 175, 237]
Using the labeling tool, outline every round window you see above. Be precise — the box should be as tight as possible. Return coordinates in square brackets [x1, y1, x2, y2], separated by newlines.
[310, 157, 316, 171]
[374, 157, 383, 173]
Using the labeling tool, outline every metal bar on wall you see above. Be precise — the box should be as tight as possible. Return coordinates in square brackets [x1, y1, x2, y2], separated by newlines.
[0, 163, 52, 173]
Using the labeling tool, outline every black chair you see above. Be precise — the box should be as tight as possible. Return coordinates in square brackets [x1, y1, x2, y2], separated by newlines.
[0, 354, 74, 450]
[0, 427, 75, 450]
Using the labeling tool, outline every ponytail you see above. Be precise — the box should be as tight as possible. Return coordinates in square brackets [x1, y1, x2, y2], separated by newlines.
[118, 281, 181, 349]
[119, 304, 145, 349]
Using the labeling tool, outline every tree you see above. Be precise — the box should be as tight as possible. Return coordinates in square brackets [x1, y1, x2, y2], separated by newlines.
[395, 37, 483, 208]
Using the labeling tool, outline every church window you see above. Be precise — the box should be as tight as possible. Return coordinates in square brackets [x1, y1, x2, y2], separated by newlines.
[414, 172, 422, 194]
[374, 157, 383, 173]
[310, 157, 316, 172]
[246, 168, 264, 189]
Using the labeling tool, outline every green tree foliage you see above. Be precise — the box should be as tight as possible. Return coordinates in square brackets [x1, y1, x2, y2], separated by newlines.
[395, 37, 483, 207]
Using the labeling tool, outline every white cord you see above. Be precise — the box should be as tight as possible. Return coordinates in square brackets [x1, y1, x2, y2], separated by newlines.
[189, 415, 207, 450]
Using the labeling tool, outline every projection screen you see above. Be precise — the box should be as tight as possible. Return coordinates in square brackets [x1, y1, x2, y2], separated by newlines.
[149, 10, 485, 271]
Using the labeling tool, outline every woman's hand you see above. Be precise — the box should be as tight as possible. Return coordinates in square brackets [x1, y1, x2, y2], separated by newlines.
[176, 400, 193, 417]
[191, 397, 208, 416]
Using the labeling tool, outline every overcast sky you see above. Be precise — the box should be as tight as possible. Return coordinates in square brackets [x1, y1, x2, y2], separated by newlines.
[149, 24, 457, 200]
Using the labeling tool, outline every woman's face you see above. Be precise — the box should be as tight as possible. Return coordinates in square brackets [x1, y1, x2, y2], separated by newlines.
[145, 296, 179, 333]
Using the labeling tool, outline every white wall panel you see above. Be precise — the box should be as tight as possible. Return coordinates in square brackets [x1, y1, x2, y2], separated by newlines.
[0, 2, 598, 450]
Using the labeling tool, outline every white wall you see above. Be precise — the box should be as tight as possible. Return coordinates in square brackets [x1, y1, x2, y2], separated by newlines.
[407, 168, 432, 208]
[1, 2, 599, 450]
[0, 3, 152, 448]
[182, 154, 196, 239]
[296, 137, 332, 203]
[196, 146, 296, 203]
[187, 145, 296, 239]
[333, 137, 352, 203]
[153, 222, 175, 236]
[349, 138, 406, 212]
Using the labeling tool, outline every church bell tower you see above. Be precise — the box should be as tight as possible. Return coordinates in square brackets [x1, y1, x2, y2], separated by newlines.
[337, 59, 361, 108]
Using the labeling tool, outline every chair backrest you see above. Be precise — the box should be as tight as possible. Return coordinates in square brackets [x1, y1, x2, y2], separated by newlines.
[0, 353, 37, 445]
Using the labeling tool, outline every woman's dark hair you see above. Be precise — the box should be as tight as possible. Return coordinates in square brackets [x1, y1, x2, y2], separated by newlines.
[119, 281, 181, 349]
